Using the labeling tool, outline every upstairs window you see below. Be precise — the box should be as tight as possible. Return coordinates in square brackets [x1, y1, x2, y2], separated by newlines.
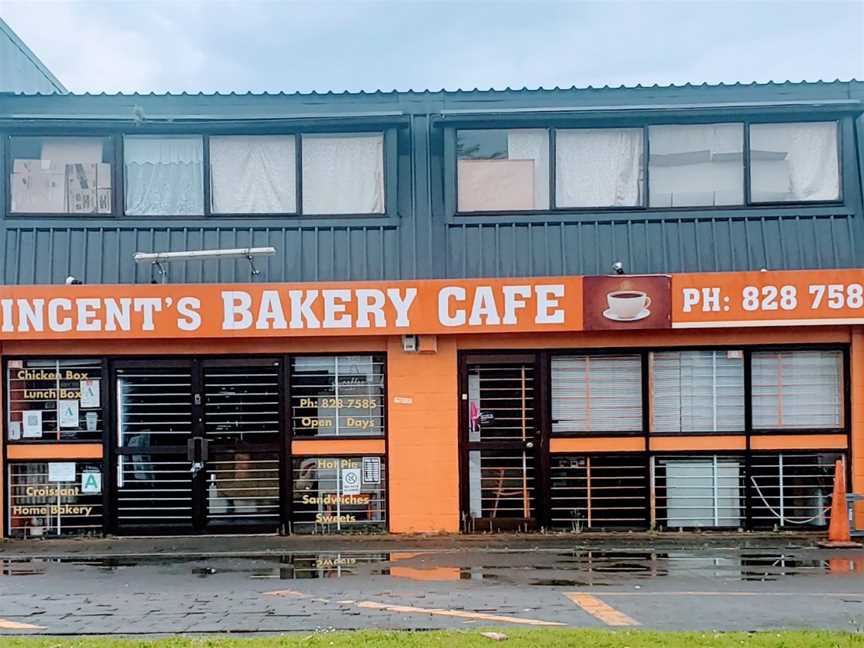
[648, 123, 744, 207]
[457, 129, 549, 211]
[749, 122, 840, 203]
[124, 135, 204, 216]
[301, 133, 384, 215]
[209, 135, 297, 214]
[555, 128, 643, 208]
[751, 350, 843, 429]
[9, 137, 113, 214]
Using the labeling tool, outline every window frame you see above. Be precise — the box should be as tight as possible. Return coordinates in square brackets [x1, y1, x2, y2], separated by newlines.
[447, 117, 846, 218]
[5, 134, 120, 218]
[550, 351, 645, 436]
[544, 344, 850, 440]
[3, 127, 398, 221]
[746, 120, 844, 206]
[649, 349, 747, 435]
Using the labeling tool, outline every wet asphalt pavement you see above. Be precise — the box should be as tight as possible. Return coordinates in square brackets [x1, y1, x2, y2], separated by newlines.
[0, 535, 863, 635]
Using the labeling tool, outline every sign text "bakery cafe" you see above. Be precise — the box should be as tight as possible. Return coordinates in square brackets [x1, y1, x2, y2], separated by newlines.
[2, 269, 864, 340]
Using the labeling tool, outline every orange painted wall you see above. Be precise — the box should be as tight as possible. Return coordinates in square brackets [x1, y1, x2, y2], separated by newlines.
[386, 335, 460, 533]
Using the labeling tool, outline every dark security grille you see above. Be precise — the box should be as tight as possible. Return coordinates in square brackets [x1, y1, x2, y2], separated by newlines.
[114, 368, 194, 530]
[653, 456, 746, 529]
[550, 455, 649, 530]
[203, 362, 281, 528]
[7, 462, 103, 538]
[290, 356, 386, 438]
[291, 456, 387, 534]
[6, 358, 103, 442]
[468, 449, 536, 520]
[750, 453, 843, 529]
[468, 363, 535, 443]
[465, 360, 537, 528]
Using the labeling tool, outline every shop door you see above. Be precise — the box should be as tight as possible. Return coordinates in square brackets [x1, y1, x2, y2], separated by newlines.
[461, 354, 541, 532]
[111, 358, 283, 534]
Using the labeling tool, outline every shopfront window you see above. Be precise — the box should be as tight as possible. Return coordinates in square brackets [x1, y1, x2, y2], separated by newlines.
[555, 128, 643, 208]
[291, 456, 386, 533]
[648, 123, 744, 207]
[209, 135, 297, 214]
[749, 122, 840, 203]
[9, 136, 113, 214]
[651, 350, 745, 433]
[124, 135, 204, 215]
[750, 452, 842, 528]
[654, 456, 744, 528]
[290, 355, 385, 437]
[751, 350, 843, 429]
[551, 354, 642, 433]
[6, 359, 103, 442]
[7, 461, 103, 538]
[457, 129, 549, 211]
[301, 133, 384, 215]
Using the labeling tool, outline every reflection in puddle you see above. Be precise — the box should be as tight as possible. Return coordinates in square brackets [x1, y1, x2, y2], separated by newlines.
[2, 549, 863, 583]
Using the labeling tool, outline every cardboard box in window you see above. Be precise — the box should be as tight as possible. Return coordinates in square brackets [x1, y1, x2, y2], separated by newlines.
[66, 163, 112, 214]
[10, 159, 66, 213]
[457, 159, 535, 212]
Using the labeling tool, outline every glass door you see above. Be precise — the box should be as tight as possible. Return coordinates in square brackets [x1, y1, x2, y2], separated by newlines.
[112, 360, 198, 533]
[111, 358, 285, 534]
[461, 354, 540, 532]
[202, 359, 282, 532]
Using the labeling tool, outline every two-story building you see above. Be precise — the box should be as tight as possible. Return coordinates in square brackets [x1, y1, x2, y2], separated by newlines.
[1, 56, 862, 538]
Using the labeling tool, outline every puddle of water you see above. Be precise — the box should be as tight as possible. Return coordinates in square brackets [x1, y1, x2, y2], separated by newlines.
[2, 549, 862, 583]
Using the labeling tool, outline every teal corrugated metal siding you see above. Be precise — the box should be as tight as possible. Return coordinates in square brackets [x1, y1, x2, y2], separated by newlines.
[0, 82, 862, 284]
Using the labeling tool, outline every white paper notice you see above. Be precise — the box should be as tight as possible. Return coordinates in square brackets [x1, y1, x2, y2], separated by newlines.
[58, 400, 80, 428]
[362, 457, 381, 484]
[341, 468, 362, 496]
[49, 462, 76, 482]
[80, 379, 100, 408]
[86, 411, 98, 432]
[8, 421, 21, 441]
[22, 410, 43, 438]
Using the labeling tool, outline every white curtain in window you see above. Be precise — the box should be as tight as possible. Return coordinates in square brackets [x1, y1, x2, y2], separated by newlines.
[124, 136, 204, 215]
[752, 350, 842, 429]
[551, 355, 642, 433]
[652, 350, 745, 433]
[506, 129, 549, 209]
[664, 458, 741, 527]
[210, 135, 296, 214]
[302, 134, 384, 215]
[555, 128, 643, 208]
[649, 123, 744, 207]
[750, 122, 839, 202]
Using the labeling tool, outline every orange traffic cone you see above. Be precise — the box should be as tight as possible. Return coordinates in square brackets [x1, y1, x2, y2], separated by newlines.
[818, 458, 861, 548]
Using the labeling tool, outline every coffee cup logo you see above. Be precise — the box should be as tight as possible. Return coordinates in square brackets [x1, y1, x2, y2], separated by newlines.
[604, 290, 651, 322]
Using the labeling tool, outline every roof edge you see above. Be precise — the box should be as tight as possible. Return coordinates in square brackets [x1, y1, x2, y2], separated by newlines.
[0, 16, 66, 93]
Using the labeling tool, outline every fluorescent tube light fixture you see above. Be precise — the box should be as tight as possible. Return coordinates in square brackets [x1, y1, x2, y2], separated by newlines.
[134, 247, 276, 283]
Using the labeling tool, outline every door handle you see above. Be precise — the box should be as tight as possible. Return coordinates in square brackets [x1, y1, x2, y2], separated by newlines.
[199, 437, 209, 462]
[526, 441, 534, 449]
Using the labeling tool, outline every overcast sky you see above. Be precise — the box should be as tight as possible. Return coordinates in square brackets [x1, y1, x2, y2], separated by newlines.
[1, 0, 861, 94]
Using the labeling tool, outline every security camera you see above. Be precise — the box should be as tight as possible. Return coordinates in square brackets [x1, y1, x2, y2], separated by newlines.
[65, 276, 82, 285]
[611, 261, 625, 275]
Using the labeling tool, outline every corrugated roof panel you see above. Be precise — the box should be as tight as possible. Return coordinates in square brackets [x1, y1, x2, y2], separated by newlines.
[0, 17, 65, 94]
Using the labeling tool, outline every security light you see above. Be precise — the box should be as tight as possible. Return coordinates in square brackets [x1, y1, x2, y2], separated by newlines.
[134, 247, 276, 283]
[65, 275, 82, 285]
[612, 261, 625, 275]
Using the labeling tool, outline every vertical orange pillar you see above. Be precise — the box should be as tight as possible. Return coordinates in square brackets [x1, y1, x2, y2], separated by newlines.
[386, 336, 460, 533]
[851, 328, 864, 530]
